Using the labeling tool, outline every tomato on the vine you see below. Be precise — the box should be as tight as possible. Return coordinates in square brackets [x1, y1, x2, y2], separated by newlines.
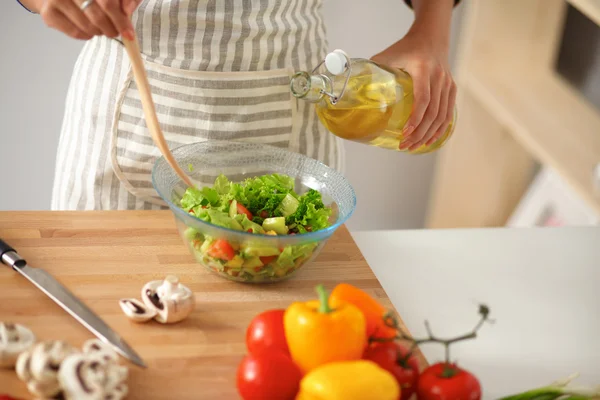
[363, 342, 420, 400]
[416, 362, 481, 400]
[236, 352, 302, 400]
[245, 309, 289, 355]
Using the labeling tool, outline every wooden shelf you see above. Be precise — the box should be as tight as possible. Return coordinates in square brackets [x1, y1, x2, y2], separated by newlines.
[567, 0, 600, 26]
[465, 64, 600, 215]
[426, 0, 600, 228]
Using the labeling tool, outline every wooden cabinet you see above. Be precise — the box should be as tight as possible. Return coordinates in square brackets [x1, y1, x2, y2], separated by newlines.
[426, 0, 600, 228]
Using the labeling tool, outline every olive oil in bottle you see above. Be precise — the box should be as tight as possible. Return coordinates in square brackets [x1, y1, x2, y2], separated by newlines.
[290, 50, 456, 154]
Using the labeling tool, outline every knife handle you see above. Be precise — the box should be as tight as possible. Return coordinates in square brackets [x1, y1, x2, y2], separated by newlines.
[0, 239, 15, 258]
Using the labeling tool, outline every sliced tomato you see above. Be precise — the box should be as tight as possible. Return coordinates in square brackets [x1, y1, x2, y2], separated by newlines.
[260, 210, 269, 219]
[259, 256, 277, 265]
[237, 203, 253, 219]
[207, 239, 235, 261]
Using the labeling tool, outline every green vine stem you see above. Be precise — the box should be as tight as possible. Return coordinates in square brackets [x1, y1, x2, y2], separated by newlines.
[371, 304, 492, 364]
[315, 284, 333, 314]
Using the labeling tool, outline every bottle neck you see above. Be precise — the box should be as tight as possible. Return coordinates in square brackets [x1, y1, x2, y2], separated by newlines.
[290, 71, 333, 103]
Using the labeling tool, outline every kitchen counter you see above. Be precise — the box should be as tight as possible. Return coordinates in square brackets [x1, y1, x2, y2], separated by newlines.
[0, 211, 414, 400]
[353, 227, 600, 398]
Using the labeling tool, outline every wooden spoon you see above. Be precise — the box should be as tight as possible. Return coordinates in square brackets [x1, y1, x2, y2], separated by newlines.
[122, 36, 194, 188]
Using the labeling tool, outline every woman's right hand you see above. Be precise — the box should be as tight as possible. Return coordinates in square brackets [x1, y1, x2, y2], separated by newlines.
[32, 0, 141, 40]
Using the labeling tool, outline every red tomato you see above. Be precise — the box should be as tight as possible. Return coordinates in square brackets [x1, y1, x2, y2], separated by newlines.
[236, 352, 301, 400]
[260, 210, 269, 219]
[259, 255, 277, 265]
[363, 342, 419, 400]
[246, 309, 289, 355]
[237, 203, 253, 219]
[207, 239, 235, 261]
[417, 362, 481, 400]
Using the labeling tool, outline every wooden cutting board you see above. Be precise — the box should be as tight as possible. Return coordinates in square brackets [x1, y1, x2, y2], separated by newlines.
[0, 211, 422, 399]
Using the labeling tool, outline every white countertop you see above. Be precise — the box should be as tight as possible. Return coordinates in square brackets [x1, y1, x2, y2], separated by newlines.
[352, 227, 600, 399]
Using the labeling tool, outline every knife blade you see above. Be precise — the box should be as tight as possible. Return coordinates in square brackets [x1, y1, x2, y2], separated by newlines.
[0, 238, 146, 368]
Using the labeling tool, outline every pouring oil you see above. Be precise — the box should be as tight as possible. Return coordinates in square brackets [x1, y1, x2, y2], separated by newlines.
[290, 50, 456, 154]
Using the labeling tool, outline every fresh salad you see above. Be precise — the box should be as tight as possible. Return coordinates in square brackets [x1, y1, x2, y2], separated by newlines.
[179, 174, 333, 282]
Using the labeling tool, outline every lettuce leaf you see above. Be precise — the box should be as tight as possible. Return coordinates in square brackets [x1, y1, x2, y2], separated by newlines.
[275, 243, 318, 268]
[180, 174, 332, 233]
[235, 174, 294, 216]
[285, 189, 331, 231]
[180, 186, 220, 210]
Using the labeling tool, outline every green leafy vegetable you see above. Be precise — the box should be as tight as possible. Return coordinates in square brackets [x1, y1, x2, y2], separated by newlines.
[275, 243, 318, 268]
[285, 189, 331, 231]
[499, 374, 600, 400]
[181, 174, 332, 233]
[180, 186, 220, 210]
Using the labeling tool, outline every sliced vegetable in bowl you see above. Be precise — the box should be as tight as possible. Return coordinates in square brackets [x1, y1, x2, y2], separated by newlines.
[180, 174, 333, 235]
[177, 174, 334, 282]
[152, 140, 357, 283]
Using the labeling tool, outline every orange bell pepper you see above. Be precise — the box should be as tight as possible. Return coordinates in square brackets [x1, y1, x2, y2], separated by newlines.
[284, 284, 366, 374]
[329, 283, 397, 340]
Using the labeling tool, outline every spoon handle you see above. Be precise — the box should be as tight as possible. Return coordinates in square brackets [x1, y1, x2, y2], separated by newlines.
[122, 36, 194, 188]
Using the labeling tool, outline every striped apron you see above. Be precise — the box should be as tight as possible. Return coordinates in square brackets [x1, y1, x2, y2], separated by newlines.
[51, 0, 344, 210]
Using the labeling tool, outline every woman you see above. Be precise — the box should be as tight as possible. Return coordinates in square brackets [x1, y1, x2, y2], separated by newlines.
[17, 0, 460, 210]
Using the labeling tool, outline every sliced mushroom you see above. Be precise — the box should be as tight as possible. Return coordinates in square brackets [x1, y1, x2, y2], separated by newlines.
[141, 275, 195, 324]
[16, 340, 78, 398]
[118, 298, 157, 323]
[82, 339, 119, 364]
[58, 350, 129, 400]
[0, 322, 36, 368]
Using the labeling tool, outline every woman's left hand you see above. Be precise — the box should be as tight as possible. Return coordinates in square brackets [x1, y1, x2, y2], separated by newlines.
[371, 30, 456, 151]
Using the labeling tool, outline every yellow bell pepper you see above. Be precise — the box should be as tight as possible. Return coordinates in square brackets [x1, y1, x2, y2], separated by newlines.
[296, 360, 400, 400]
[284, 284, 366, 374]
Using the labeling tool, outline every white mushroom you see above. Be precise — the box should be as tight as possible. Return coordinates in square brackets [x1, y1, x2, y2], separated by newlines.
[118, 298, 157, 323]
[0, 322, 36, 368]
[82, 339, 119, 363]
[141, 275, 195, 324]
[16, 340, 78, 398]
[58, 346, 129, 400]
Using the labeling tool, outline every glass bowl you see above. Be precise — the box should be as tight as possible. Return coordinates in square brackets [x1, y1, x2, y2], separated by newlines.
[152, 141, 356, 283]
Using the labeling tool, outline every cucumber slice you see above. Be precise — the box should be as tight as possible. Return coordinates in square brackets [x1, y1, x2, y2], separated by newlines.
[243, 246, 281, 257]
[277, 193, 300, 217]
[262, 217, 288, 235]
[229, 199, 238, 218]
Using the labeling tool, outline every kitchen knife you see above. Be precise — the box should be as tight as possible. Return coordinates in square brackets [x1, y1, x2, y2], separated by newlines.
[0, 238, 146, 368]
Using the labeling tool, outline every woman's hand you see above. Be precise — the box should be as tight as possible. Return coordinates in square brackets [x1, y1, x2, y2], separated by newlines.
[27, 0, 140, 40]
[371, 0, 456, 151]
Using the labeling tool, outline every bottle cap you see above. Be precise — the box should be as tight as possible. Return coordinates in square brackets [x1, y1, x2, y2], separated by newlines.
[325, 49, 350, 76]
